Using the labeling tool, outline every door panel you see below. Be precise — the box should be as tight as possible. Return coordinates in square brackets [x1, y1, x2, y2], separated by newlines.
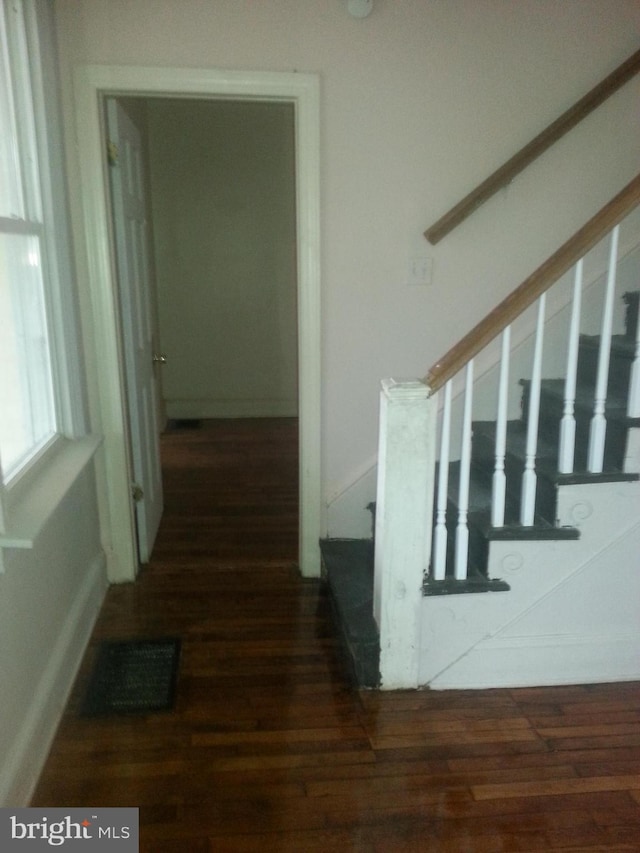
[107, 99, 163, 563]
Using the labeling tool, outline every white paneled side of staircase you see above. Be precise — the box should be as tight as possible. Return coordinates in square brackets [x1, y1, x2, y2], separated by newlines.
[420, 479, 640, 688]
[372, 202, 640, 690]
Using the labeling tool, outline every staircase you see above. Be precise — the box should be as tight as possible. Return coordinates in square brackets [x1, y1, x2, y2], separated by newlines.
[322, 206, 640, 691]
[425, 288, 640, 595]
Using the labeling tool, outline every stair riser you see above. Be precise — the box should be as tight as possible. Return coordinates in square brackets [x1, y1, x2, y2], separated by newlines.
[624, 291, 639, 340]
[539, 408, 626, 471]
[471, 439, 558, 525]
[493, 462, 557, 525]
[576, 345, 632, 397]
[523, 389, 627, 471]
[442, 500, 489, 579]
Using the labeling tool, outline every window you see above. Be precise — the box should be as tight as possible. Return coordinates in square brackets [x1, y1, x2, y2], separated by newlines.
[0, 0, 95, 560]
[0, 0, 59, 483]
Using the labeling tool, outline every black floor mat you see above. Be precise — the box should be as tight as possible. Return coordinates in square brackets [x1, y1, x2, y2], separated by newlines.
[80, 637, 181, 716]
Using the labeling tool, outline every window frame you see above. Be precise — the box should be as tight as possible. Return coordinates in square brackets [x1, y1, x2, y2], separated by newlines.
[0, 0, 97, 559]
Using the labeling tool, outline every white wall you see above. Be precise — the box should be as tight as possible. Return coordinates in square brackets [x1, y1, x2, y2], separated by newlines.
[53, 0, 640, 534]
[146, 99, 297, 419]
[0, 470, 106, 805]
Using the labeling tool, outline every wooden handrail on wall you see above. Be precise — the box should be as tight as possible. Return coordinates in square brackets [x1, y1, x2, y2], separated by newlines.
[424, 46, 640, 246]
[425, 173, 640, 392]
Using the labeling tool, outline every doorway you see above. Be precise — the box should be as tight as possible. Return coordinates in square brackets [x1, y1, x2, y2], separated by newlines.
[107, 95, 299, 563]
[74, 66, 321, 581]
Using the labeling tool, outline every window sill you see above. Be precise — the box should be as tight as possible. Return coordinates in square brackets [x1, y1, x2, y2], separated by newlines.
[0, 435, 102, 552]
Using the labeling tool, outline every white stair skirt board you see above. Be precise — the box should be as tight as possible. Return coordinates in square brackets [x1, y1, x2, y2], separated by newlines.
[624, 427, 640, 474]
[419, 479, 640, 689]
[326, 457, 378, 540]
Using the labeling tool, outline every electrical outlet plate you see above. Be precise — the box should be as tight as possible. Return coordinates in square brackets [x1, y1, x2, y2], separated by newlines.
[408, 256, 433, 287]
[347, 0, 373, 18]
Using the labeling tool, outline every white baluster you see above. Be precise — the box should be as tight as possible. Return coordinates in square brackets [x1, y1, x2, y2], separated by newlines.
[627, 298, 640, 418]
[558, 259, 583, 474]
[588, 226, 619, 473]
[492, 326, 510, 527]
[454, 360, 474, 581]
[432, 380, 452, 580]
[520, 294, 546, 526]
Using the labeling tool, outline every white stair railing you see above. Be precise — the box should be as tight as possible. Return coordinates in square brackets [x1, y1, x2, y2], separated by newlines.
[588, 226, 619, 472]
[454, 361, 474, 580]
[558, 259, 583, 474]
[424, 213, 638, 584]
[432, 380, 452, 580]
[491, 326, 511, 527]
[520, 294, 546, 526]
[629, 303, 640, 418]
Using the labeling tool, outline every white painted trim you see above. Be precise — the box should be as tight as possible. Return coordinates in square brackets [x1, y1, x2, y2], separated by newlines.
[0, 552, 107, 806]
[166, 401, 299, 420]
[0, 435, 101, 550]
[73, 66, 322, 580]
[374, 380, 437, 689]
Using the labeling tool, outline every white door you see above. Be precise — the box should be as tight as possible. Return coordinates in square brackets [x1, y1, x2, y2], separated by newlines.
[106, 98, 164, 563]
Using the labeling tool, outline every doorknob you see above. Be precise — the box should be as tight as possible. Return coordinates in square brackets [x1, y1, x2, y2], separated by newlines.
[152, 353, 167, 364]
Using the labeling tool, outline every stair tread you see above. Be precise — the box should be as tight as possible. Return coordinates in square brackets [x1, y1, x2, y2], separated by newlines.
[424, 576, 510, 595]
[468, 504, 578, 538]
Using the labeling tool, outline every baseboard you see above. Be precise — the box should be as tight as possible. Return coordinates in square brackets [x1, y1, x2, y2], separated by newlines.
[166, 400, 298, 419]
[0, 552, 108, 806]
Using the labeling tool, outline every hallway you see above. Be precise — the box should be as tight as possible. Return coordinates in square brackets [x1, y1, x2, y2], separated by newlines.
[31, 419, 640, 851]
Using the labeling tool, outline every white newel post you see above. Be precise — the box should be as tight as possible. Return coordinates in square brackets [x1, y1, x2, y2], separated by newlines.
[374, 379, 437, 690]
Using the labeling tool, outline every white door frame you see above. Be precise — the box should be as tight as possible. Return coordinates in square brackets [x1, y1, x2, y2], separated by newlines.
[73, 65, 322, 581]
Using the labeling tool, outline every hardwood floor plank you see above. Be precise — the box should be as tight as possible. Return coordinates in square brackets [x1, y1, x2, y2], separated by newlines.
[546, 825, 640, 849]
[455, 742, 640, 764]
[30, 419, 640, 850]
[305, 763, 578, 799]
[369, 727, 541, 750]
[472, 774, 640, 801]
[538, 723, 640, 739]
[204, 829, 376, 853]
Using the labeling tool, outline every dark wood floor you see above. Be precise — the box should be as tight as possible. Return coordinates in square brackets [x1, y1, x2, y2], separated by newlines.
[32, 419, 640, 851]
